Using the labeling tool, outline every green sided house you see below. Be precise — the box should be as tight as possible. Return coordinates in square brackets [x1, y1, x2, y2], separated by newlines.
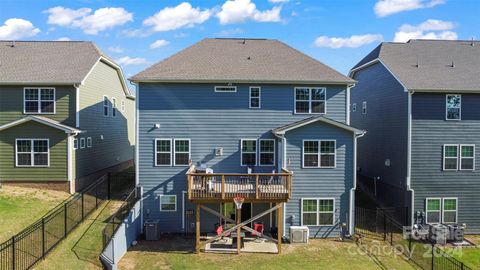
[0, 41, 135, 192]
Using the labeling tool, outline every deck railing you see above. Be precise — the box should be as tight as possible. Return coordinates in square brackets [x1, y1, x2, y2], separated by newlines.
[187, 167, 292, 202]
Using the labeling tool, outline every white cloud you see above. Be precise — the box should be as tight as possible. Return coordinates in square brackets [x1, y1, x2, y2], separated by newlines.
[44, 6, 133, 35]
[143, 2, 212, 32]
[374, 0, 445, 17]
[108, 46, 124, 53]
[217, 0, 282, 24]
[314, 34, 384, 49]
[393, 19, 457, 42]
[56, 37, 71, 41]
[268, 0, 289, 3]
[0, 18, 40, 40]
[150, 39, 170, 49]
[116, 56, 148, 66]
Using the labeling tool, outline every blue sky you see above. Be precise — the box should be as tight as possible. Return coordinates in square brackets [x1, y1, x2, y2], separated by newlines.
[0, 0, 478, 78]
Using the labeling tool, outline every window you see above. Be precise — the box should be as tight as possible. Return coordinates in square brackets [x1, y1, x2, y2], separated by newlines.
[460, 145, 475, 170]
[73, 138, 78, 150]
[159, 195, 176, 211]
[446, 94, 461, 120]
[294, 87, 326, 114]
[215, 86, 237, 92]
[241, 139, 257, 166]
[352, 103, 357, 112]
[16, 139, 49, 167]
[259, 139, 275, 166]
[121, 100, 126, 112]
[362, 101, 367, 114]
[249, 87, 261, 108]
[80, 138, 85, 149]
[87, 137, 92, 148]
[155, 139, 172, 166]
[174, 139, 190, 166]
[303, 140, 336, 168]
[112, 98, 117, 117]
[426, 198, 441, 224]
[302, 198, 335, 226]
[442, 198, 457, 224]
[320, 141, 336, 168]
[24, 88, 55, 114]
[103, 96, 109, 117]
[443, 144, 475, 171]
[443, 144, 458, 170]
[303, 140, 319, 168]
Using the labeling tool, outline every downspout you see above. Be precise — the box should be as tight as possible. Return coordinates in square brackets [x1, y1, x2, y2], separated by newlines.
[74, 84, 80, 128]
[131, 81, 142, 232]
[349, 131, 365, 234]
[406, 90, 415, 227]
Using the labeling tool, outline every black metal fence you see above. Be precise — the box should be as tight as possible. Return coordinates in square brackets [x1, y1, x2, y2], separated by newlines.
[102, 186, 140, 249]
[355, 207, 472, 270]
[0, 174, 110, 270]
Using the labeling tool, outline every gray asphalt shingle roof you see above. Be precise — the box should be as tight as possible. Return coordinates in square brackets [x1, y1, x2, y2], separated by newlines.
[131, 38, 354, 84]
[0, 41, 105, 84]
[351, 39, 480, 91]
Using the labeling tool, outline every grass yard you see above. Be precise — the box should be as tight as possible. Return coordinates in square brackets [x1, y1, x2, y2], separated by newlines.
[119, 237, 417, 270]
[35, 200, 123, 270]
[0, 185, 70, 243]
[447, 235, 480, 269]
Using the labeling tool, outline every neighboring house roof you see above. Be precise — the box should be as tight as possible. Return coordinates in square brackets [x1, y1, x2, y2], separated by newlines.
[350, 39, 480, 92]
[0, 41, 134, 98]
[272, 116, 365, 136]
[131, 38, 355, 84]
[0, 116, 82, 134]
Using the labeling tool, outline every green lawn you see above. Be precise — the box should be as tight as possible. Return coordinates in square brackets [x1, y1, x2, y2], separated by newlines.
[119, 237, 417, 270]
[0, 186, 70, 243]
[448, 235, 480, 269]
[36, 200, 122, 270]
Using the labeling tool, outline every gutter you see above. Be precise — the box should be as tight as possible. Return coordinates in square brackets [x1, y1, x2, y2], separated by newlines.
[128, 79, 357, 85]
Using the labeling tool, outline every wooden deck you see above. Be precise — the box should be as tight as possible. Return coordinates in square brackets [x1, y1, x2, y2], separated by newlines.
[186, 167, 292, 203]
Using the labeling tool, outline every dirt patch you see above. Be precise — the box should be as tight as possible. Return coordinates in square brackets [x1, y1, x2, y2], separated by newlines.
[0, 185, 70, 202]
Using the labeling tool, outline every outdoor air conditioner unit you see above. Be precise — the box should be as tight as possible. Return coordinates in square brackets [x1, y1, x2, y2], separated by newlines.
[290, 226, 309, 244]
[145, 219, 160, 241]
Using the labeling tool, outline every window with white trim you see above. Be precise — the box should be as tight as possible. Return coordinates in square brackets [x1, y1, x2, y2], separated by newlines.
[155, 139, 172, 166]
[443, 144, 458, 170]
[443, 198, 457, 223]
[241, 139, 257, 166]
[426, 198, 441, 224]
[24, 88, 55, 114]
[16, 139, 49, 167]
[249, 87, 261, 108]
[443, 144, 475, 171]
[295, 87, 326, 114]
[121, 100, 126, 112]
[460, 145, 475, 170]
[303, 140, 336, 168]
[215, 86, 237, 92]
[112, 98, 117, 117]
[302, 198, 335, 226]
[259, 139, 275, 166]
[159, 195, 176, 211]
[87, 137, 92, 148]
[446, 94, 461, 120]
[352, 103, 357, 112]
[174, 139, 190, 166]
[103, 96, 109, 116]
[362, 101, 367, 115]
[73, 138, 78, 150]
[80, 138, 85, 149]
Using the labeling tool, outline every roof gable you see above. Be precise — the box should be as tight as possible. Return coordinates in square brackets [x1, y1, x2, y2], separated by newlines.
[272, 116, 365, 136]
[131, 38, 354, 84]
[0, 116, 82, 134]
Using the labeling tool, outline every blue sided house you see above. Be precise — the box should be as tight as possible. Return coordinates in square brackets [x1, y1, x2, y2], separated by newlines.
[130, 38, 365, 253]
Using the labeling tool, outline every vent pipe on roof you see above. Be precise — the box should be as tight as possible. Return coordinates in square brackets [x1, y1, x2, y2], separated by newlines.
[243, 39, 246, 44]
[471, 37, 475, 47]
[415, 58, 419, 68]
[10, 41, 15, 47]
[451, 60, 455, 68]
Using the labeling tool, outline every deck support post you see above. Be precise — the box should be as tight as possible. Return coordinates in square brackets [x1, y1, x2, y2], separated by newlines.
[196, 203, 200, 253]
[277, 203, 283, 254]
[236, 207, 241, 254]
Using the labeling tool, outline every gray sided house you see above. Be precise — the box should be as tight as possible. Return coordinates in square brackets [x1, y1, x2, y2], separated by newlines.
[350, 39, 480, 233]
[0, 41, 135, 193]
[131, 38, 365, 241]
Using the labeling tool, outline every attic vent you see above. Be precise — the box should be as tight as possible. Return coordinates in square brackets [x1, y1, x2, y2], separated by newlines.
[214, 86, 237, 93]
